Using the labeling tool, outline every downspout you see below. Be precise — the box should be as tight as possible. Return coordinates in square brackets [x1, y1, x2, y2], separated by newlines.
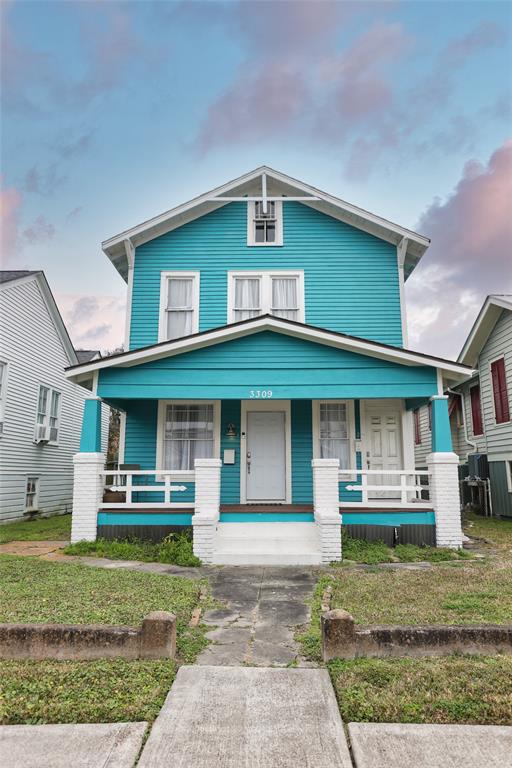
[446, 387, 477, 457]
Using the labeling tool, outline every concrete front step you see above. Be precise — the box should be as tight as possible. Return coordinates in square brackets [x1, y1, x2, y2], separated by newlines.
[212, 522, 322, 565]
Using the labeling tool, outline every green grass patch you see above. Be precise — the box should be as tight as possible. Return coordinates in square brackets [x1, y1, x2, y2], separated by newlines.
[329, 655, 512, 725]
[341, 534, 394, 564]
[0, 514, 71, 544]
[0, 554, 212, 725]
[339, 531, 472, 565]
[464, 512, 512, 556]
[64, 531, 201, 567]
[296, 574, 333, 663]
[0, 658, 176, 725]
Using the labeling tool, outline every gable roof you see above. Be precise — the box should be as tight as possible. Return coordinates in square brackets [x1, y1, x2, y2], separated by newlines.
[0, 270, 78, 366]
[65, 314, 472, 384]
[0, 270, 39, 284]
[102, 166, 430, 282]
[458, 294, 512, 367]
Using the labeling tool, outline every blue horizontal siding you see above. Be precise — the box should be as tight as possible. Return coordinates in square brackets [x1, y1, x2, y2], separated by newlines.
[98, 513, 193, 526]
[129, 202, 402, 350]
[343, 512, 435, 525]
[99, 331, 437, 401]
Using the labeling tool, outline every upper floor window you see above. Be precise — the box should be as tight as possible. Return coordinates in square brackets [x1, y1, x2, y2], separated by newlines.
[0, 361, 7, 436]
[247, 201, 283, 246]
[159, 272, 200, 342]
[228, 271, 304, 324]
[470, 384, 483, 436]
[491, 357, 510, 424]
[35, 385, 61, 443]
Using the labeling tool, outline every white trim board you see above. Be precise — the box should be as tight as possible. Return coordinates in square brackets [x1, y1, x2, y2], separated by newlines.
[101, 166, 430, 281]
[65, 315, 473, 382]
[458, 295, 512, 367]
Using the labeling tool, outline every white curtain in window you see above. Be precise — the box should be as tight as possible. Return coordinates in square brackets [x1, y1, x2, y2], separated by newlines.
[166, 278, 194, 340]
[164, 404, 214, 470]
[271, 278, 298, 320]
[319, 403, 350, 468]
[49, 391, 60, 441]
[234, 278, 260, 321]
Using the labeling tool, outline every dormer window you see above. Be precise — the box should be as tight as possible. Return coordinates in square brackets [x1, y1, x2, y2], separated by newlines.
[247, 201, 283, 246]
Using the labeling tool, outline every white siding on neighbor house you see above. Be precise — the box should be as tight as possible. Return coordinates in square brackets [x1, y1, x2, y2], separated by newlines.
[0, 276, 109, 523]
[413, 403, 431, 467]
[478, 308, 512, 459]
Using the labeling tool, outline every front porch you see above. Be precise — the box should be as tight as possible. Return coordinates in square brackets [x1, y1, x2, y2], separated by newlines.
[67, 316, 469, 563]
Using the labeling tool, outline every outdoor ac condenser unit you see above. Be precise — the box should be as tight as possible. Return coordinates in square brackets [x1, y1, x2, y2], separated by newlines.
[468, 453, 489, 480]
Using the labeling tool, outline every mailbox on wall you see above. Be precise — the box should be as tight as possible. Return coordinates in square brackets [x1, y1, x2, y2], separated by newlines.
[223, 449, 236, 465]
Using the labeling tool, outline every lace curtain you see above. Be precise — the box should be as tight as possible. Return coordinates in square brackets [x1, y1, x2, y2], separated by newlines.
[319, 403, 350, 468]
[164, 404, 214, 470]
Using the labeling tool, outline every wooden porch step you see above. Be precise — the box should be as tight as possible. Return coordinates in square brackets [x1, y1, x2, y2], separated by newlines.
[220, 504, 313, 514]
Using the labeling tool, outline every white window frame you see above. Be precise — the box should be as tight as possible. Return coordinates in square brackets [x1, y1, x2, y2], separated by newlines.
[227, 270, 305, 324]
[158, 271, 200, 343]
[312, 399, 356, 478]
[25, 476, 40, 511]
[0, 360, 8, 437]
[156, 400, 221, 475]
[488, 354, 511, 426]
[34, 384, 62, 445]
[247, 200, 283, 246]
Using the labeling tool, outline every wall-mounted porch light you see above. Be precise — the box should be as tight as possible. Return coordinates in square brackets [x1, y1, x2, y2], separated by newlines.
[226, 423, 237, 438]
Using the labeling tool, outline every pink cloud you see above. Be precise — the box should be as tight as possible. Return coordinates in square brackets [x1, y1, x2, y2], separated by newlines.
[406, 140, 512, 357]
[56, 292, 126, 353]
[0, 183, 22, 262]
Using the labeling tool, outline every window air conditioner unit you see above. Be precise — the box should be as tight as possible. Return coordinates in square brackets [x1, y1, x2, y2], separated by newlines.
[35, 425, 50, 443]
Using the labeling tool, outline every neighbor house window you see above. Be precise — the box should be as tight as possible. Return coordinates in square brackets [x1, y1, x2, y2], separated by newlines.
[228, 271, 304, 323]
[163, 403, 215, 471]
[427, 402, 432, 431]
[158, 272, 200, 342]
[414, 408, 421, 445]
[470, 384, 484, 436]
[25, 477, 39, 510]
[491, 357, 510, 424]
[318, 402, 351, 469]
[506, 461, 512, 493]
[35, 385, 61, 442]
[0, 361, 7, 435]
[247, 201, 283, 246]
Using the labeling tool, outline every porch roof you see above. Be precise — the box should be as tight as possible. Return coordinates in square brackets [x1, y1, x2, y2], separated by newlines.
[66, 315, 473, 382]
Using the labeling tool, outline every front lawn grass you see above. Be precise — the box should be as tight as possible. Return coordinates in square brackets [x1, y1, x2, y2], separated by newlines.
[340, 531, 471, 565]
[64, 531, 201, 567]
[329, 655, 512, 725]
[0, 555, 210, 725]
[0, 514, 71, 544]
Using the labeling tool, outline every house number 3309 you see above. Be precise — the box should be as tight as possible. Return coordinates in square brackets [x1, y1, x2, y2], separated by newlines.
[249, 390, 273, 399]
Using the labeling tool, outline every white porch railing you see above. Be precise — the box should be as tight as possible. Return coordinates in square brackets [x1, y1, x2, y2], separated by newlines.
[99, 470, 195, 509]
[339, 469, 431, 508]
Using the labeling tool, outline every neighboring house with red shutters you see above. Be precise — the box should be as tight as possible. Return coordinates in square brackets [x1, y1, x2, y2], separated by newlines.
[414, 295, 512, 519]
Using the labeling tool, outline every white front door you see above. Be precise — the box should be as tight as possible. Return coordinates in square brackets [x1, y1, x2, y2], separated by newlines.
[246, 410, 286, 502]
[365, 405, 403, 499]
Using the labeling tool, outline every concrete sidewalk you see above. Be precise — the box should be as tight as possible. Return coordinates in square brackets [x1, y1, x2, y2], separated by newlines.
[138, 666, 353, 768]
[0, 722, 147, 768]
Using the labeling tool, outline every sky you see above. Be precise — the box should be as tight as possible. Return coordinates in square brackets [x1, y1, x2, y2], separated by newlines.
[1, 0, 511, 358]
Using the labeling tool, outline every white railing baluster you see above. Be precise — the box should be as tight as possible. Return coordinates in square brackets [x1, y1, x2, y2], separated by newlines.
[126, 472, 132, 505]
[164, 474, 171, 505]
[361, 473, 368, 504]
[99, 469, 194, 510]
[400, 473, 408, 504]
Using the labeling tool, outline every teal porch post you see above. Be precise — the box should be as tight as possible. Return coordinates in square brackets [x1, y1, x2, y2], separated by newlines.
[80, 398, 103, 452]
[430, 395, 453, 453]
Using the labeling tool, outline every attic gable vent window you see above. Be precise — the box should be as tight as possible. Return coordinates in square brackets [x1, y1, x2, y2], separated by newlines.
[247, 201, 283, 246]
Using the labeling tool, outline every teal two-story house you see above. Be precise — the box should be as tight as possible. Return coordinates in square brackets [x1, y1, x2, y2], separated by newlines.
[66, 167, 471, 564]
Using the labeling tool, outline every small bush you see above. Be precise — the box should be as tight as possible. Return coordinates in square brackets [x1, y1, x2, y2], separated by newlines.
[65, 531, 201, 567]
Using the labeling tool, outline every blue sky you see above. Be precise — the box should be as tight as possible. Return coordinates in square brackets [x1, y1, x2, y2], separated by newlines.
[2, 0, 511, 355]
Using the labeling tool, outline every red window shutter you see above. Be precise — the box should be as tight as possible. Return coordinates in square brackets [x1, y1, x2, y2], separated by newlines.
[414, 409, 421, 445]
[491, 358, 510, 424]
[470, 385, 483, 436]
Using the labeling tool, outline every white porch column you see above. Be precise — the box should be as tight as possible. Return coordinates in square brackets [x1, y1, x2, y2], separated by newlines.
[312, 458, 342, 564]
[192, 458, 222, 563]
[427, 452, 463, 549]
[71, 452, 105, 543]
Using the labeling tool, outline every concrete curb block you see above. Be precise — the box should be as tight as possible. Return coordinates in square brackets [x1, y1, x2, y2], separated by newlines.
[322, 609, 512, 661]
[0, 610, 176, 661]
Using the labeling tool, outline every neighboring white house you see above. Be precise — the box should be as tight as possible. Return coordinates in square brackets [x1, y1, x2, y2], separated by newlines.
[414, 295, 512, 519]
[0, 271, 108, 524]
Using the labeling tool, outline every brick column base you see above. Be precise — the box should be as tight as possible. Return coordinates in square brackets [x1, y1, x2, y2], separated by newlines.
[71, 452, 105, 543]
[427, 452, 463, 549]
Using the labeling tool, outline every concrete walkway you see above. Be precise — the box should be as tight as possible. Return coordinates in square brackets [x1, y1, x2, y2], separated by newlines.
[197, 565, 318, 666]
[138, 666, 352, 768]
